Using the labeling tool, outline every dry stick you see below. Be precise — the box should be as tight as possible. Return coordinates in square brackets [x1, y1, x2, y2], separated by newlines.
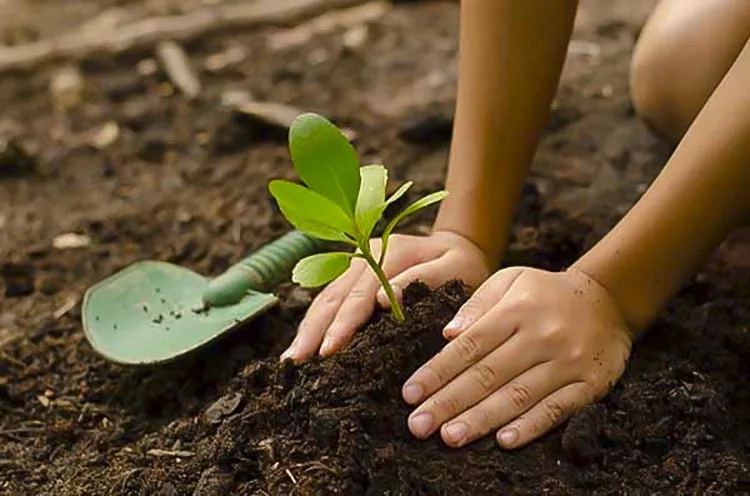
[267, 1, 390, 50]
[285, 468, 298, 485]
[156, 41, 201, 99]
[0, 350, 24, 369]
[0, 0, 367, 73]
[0, 330, 22, 350]
[231, 97, 358, 140]
[146, 448, 195, 458]
[0, 427, 43, 436]
[53, 296, 78, 319]
[112, 468, 143, 496]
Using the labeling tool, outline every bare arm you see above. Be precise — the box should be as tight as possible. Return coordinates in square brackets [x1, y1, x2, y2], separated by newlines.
[434, 0, 579, 266]
[400, 20, 750, 453]
[574, 38, 750, 333]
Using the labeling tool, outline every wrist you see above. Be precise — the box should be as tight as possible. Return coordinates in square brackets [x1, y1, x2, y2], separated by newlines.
[569, 256, 661, 337]
[428, 226, 498, 271]
[432, 211, 509, 270]
[564, 266, 637, 340]
[435, 181, 522, 269]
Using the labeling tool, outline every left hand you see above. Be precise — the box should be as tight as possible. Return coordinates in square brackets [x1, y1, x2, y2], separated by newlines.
[401, 267, 633, 449]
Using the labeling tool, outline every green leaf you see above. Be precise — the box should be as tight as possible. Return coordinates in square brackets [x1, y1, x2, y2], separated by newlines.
[269, 180, 356, 244]
[386, 181, 412, 205]
[383, 190, 449, 238]
[289, 113, 361, 216]
[292, 252, 353, 287]
[379, 190, 448, 264]
[356, 165, 387, 216]
[356, 165, 388, 240]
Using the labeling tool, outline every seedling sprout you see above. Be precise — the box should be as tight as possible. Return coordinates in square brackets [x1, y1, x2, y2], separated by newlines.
[269, 113, 448, 321]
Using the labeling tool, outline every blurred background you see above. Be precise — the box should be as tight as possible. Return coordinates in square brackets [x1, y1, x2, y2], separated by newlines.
[0, 0, 662, 264]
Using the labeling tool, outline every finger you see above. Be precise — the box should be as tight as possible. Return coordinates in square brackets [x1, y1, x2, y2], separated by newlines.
[407, 332, 541, 440]
[495, 382, 591, 450]
[436, 362, 575, 447]
[443, 267, 524, 339]
[282, 261, 366, 362]
[402, 299, 520, 406]
[376, 254, 450, 308]
[319, 243, 420, 357]
[319, 268, 381, 357]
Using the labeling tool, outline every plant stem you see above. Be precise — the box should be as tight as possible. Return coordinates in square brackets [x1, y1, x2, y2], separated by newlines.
[361, 251, 405, 321]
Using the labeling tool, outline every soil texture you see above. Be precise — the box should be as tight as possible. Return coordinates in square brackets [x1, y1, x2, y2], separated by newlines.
[2, 0, 750, 494]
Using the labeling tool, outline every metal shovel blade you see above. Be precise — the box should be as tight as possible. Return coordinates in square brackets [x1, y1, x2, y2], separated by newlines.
[82, 261, 277, 365]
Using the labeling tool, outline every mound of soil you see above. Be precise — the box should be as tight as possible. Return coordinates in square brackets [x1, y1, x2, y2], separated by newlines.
[32, 277, 750, 495]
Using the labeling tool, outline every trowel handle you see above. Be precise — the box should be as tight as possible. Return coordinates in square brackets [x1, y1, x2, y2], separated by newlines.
[202, 231, 325, 307]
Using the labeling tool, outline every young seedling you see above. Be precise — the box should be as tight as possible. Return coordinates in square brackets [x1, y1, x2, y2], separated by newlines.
[269, 113, 448, 321]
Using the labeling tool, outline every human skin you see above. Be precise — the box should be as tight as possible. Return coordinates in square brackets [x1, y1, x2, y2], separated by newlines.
[283, 0, 750, 448]
[402, 0, 750, 449]
[630, 0, 750, 142]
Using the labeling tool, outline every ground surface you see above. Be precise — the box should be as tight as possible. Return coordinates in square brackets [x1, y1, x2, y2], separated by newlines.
[2, 0, 750, 494]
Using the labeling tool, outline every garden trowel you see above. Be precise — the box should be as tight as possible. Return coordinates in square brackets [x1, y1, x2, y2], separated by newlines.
[82, 230, 324, 365]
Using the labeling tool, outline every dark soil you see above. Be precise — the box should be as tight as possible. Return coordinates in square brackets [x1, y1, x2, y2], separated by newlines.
[2, 0, 750, 494]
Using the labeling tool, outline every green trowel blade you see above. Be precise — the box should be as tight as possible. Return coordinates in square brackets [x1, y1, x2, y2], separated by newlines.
[82, 261, 277, 365]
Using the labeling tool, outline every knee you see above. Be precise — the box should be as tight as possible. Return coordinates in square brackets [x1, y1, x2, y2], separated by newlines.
[629, 0, 750, 143]
[629, 36, 686, 142]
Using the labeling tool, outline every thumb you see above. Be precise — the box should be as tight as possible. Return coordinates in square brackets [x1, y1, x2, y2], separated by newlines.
[443, 267, 525, 340]
[376, 256, 451, 308]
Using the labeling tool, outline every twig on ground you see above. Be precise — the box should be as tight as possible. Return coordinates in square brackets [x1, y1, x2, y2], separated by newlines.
[285, 468, 298, 485]
[0, 427, 43, 437]
[53, 296, 79, 319]
[0, 329, 22, 350]
[156, 41, 201, 99]
[267, 1, 389, 50]
[229, 95, 358, 141]
[111, 468, 142, 495]
[0, 350, 24, 369]
[299, 461, 339, 475]
[146, 448, 195, 458]
[0, 0, 367, 73]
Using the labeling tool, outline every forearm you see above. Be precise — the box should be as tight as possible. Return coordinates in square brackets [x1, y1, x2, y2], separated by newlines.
[574, 39, 750, 334]
[434, 0, 578, 267]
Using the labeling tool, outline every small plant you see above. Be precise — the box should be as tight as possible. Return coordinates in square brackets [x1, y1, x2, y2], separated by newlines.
[269, 113, 447, 321]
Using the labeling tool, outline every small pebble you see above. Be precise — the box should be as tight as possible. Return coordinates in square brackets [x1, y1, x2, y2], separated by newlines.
[52, 233, 91, 250]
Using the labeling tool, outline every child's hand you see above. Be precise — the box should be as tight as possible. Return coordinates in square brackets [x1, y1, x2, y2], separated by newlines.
[281, 231, 490, 363]
[401, 267, 633, 449]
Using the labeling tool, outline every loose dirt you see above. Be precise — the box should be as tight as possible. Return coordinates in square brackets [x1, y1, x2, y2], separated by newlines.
[2, 0, 750, 494]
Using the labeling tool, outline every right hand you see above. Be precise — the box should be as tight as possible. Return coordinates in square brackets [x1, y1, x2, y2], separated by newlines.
[280, 230, 492, 363]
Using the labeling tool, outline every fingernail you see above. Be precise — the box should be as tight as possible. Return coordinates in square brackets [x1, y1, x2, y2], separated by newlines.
[409, 412, 434, 438]
[402, 383, 424, 404]
[443, 315, 466, 337]
[391, 283, 403, 301]
[319, 334, 334, 357]
[280, 343, 296, 362]
[497, 428, 518, 448]
[444, 422, 467, 446]
[377, 288, 389, 307]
